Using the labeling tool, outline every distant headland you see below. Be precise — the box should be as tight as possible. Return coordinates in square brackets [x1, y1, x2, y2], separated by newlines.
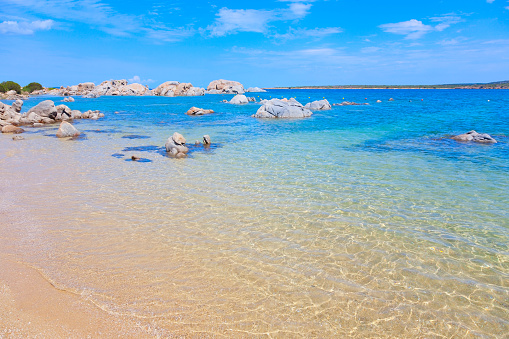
[269, 80, 509, 90]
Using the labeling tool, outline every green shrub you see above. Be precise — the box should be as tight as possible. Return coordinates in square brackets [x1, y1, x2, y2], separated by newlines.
[23, 82, 43, 93]
[1, 81, 22, 94]
[0, 83, 6, 93]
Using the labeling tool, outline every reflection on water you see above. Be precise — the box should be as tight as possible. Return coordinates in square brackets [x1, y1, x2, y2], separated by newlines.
[1, 90, 508, 337]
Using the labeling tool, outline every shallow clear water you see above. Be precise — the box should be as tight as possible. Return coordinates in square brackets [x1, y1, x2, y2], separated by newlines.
[1, 90, 508, 337]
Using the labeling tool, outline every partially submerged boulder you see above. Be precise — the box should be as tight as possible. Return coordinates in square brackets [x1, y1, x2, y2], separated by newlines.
[229, 94, 249, 104]
[305, 99, 331, 110]
[451, 130, 497, 143]
[203, 135, 211, 145]
[2, 125, 24, 134]
[186, 107, 214, 116]
[253, 98, 313, 118]
[56, 121, 80, 138]
[165, 132, 189, 157]
[63, 96, 75, 102]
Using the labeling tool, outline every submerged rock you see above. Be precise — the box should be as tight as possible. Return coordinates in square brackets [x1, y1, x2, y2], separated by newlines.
[186, 107, 214, 116]
[56, 121, 80, 138]
[254, 98, 312, 118]
[12, 135, 24, 141]
[305, 99, 331, 110]
[2, 125, 24, 134]
[451, 130, 497, 143]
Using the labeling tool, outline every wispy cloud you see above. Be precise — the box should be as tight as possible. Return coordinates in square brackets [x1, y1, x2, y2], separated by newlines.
[379, 14, 463, 39]
[207, 3, 313, 37]
[0, 19, 54, 34]
[1, 0, 194, 42]
[273, 27, 342, 40]
[128, 75, 154, 85]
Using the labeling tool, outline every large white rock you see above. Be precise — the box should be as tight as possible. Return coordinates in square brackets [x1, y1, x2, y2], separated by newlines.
[305, 99, 331, 110]
[254, 98, 313, 118]
[56, 121, 80, 138]
[245, 87, 267, 93]
[229, 94, 249, 104]
[27, 100, 57, 119]
[165, 132, 189, 156]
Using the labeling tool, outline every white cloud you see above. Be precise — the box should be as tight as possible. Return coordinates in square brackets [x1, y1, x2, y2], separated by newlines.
[128, 75, 154, 85]
[379, 19, 434, 39]
[0, 19, 54, 34]
[486, 0, 495, 3]
[207, 3, 314, 37]
[287, 3, 312, 19]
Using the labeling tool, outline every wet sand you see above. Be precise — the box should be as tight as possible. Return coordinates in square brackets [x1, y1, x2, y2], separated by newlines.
[0, 256, 155, 338]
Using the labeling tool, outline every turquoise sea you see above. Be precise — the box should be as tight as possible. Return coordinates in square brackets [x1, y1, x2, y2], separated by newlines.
[1, 89, 508, 337]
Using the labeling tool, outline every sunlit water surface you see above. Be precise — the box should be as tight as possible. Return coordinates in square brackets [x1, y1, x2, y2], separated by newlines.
[1, 90, 508, 337]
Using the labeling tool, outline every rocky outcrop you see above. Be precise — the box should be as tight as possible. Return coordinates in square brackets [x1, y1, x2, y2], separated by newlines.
[207, 79, 244, 94]
[229, 94, 249, 104]
[165, 132, 189, 158]
[305, 99, 331, 110]
[153, 81, 205, 97]
[245, 87, 266, 93]
[186, 107, 214, 116]
[63, 96, 75, 102]
[253, 98, 313, 119]
[56, 121, 80, 138]
[451, 130, 497, 143]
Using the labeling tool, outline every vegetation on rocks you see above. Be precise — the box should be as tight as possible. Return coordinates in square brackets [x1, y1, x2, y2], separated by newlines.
[23, 82, 43, 93]
[1, 81, 22, 94]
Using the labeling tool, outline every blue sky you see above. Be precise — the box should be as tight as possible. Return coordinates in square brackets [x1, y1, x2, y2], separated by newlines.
[1, 0, 508, 87]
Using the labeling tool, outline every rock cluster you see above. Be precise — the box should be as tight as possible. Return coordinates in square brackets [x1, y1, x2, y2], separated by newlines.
[207, 79, 244, 94]
[451, 130, 497, 143]
[333, 102, 370, 106]
[0, 99, 103, 130]
[305, 99, 331, 110]
[186, 107, 214, 115]
[165, 132, 189, 158]
[253, 98, 313, 118]
[153, 81, 205, 97]
[63, 96, 75, 102]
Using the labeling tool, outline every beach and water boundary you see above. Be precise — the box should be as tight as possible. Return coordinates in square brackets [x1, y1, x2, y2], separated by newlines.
[1, 89, 508, 337]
